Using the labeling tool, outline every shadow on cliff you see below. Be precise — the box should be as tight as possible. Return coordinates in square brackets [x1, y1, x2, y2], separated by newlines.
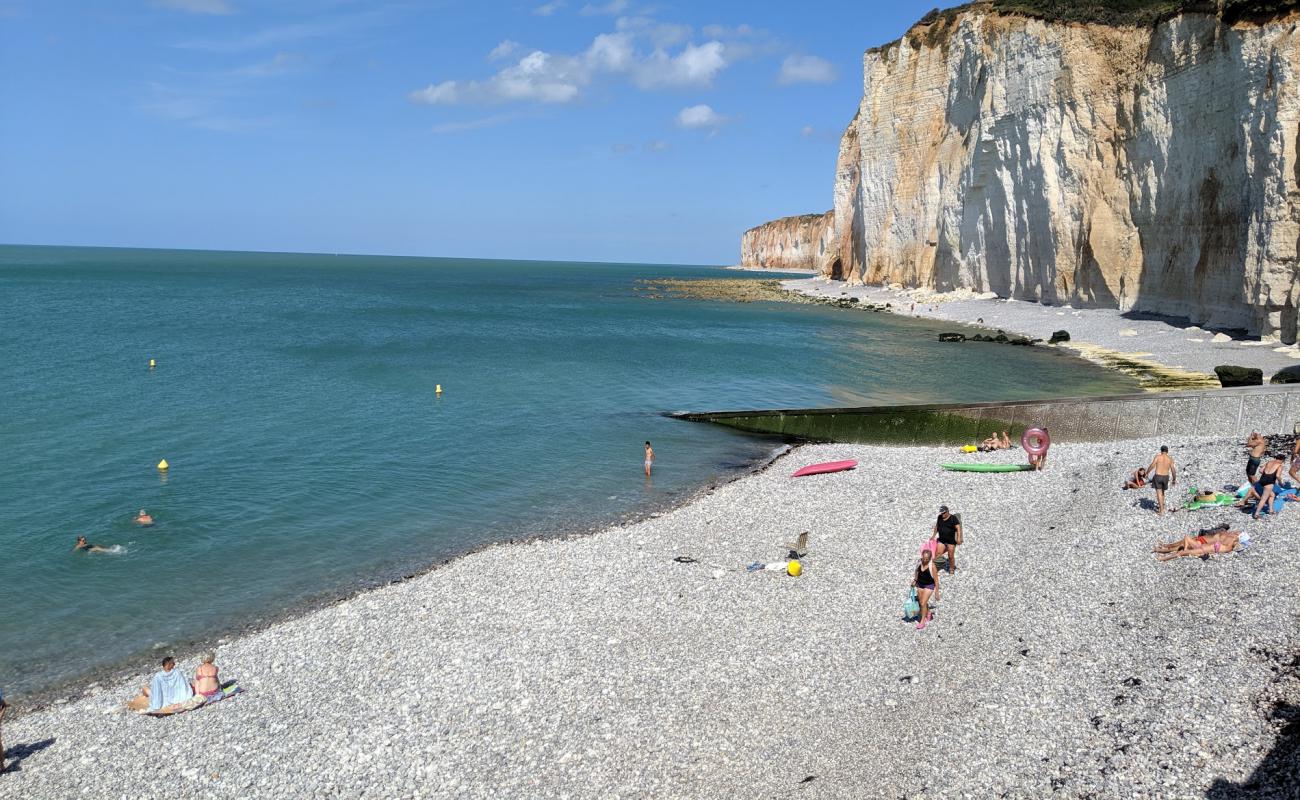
[1205, 700, 1300, 799]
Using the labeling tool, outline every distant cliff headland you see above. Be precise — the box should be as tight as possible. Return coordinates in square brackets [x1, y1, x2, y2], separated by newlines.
[742, 0, 1300, 342]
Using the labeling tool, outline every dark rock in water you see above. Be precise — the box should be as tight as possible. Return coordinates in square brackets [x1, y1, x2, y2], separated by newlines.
[1049, 329, 1071, 344]
[938, 332, 966, 343]
[993, 333, 1009, 343]
[1008, 336, 1037, 346]
[849, 297, 860, 303]
[1214, 365, 1263, 387]
[1270, 365, 1300, 384]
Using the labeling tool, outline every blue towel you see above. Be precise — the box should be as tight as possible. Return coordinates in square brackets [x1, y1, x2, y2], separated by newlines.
[147, 668, 194, 712]
[1272, 487, 1296, 515]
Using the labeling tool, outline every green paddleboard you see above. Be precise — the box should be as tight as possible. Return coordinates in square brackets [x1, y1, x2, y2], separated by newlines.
[941, 463, 1033, 472]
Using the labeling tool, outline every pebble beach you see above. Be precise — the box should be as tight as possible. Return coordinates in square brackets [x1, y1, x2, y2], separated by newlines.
[4, 436, 1298, 798]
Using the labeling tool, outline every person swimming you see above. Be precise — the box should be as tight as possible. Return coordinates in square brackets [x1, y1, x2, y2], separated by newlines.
[73, 536, 112, 554]
[135, 509, 154, 526]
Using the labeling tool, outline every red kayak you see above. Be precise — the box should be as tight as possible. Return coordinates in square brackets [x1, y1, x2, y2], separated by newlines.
[792, 460, 858, 478]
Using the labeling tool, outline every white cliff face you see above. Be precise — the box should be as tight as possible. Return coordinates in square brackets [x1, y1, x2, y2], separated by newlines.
[824, 8, 1300, 341]
[739, 211, 835, 271]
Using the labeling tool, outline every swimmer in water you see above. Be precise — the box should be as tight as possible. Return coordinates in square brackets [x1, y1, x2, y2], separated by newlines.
[135, 509, 154, 526]
[644, 440, 655, 477]
[73, 536, 112, 554]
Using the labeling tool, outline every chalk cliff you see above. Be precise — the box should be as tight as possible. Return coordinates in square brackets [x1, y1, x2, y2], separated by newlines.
[760, 2, 1300, 341]
[739, 211, 834, 271]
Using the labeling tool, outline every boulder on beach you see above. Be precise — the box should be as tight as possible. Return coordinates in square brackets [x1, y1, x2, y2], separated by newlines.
[1270, 365, 1300, 384]
[1049, 330, 1070, 344]
[1214, 365, 1262, 387]
[938, 332, 966, 343]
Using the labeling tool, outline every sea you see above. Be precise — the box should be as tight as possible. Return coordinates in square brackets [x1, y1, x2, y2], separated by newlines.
[0, 245, 1138, 697]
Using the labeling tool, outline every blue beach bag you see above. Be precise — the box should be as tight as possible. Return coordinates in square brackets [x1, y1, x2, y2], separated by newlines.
[903, 588, 920, 621]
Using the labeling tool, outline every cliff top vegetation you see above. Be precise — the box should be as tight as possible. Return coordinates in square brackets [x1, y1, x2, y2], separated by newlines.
[980, 0, 1299, 26]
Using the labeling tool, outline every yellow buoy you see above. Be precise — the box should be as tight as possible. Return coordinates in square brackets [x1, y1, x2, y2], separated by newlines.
[149, 359, 156, 369]
[157, 459, 169, 471]
[435, 384, 443, 395]
[787, 559, 802, 577]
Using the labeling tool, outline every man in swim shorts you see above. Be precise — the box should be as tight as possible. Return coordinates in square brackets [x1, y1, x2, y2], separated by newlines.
[1145, 445, 1177, 516]
[1246, 432, 1267, 481]
[644, 441, 655, 477]
[932, 505, 962, 574]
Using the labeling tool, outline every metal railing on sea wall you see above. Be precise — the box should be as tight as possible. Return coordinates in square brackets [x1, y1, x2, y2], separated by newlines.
[670, 385, 1300, 446]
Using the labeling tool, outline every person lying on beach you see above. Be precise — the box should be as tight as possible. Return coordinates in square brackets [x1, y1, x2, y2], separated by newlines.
[193, 651, 220, 699]
[1146, 446, 1176, 515]
[127, 656, 195, 713]
[1247, 432, 1267, 481]
[1153, 525, 1248, 561]
[135, 509, 154, 526]
[73, 536, 112, 554]
[911, 549, 939, 630]
[1251, 457, 1286, 519]
[1123, 467, 1148, 489]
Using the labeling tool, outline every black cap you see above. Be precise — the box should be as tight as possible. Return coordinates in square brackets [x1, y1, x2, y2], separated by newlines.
[939, 505, 949, 513]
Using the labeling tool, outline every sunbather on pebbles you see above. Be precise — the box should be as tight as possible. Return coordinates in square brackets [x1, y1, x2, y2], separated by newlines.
[1153, 524, 1249, 561]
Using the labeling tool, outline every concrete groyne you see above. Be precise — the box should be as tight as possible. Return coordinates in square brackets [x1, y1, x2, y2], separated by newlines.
[672, 385, 1300, 446]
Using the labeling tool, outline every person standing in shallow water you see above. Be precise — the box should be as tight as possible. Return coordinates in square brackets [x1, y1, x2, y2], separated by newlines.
[932, 505, 962, 574]
[1146, 445, 1177, 516]
[644, 441, 655, 477]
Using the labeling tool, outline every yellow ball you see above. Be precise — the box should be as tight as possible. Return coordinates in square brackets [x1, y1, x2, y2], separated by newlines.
[787, 559, 802, 577]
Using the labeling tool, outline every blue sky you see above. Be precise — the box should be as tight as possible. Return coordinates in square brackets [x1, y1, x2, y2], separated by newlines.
[0, 0, 940, 264]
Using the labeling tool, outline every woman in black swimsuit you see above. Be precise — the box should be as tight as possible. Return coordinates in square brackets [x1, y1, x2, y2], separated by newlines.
[1253, 457, 1285, 519]
[911, 549, 939, 630]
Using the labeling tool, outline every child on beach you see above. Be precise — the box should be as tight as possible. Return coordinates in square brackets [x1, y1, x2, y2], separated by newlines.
[1123, 467, 1148, 489]
[912, 549, 939, 630]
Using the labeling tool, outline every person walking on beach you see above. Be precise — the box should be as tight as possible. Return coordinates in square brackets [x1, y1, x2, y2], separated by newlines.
[1246, 432, 1267, 481]
[1146, 446, 1177, 516]
[932, 505, 962, 574]
[912, 548, 939, 630]
[644, 441, 655, 477]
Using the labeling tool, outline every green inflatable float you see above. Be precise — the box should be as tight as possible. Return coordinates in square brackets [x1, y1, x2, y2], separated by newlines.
[940, 463, 1033, 473]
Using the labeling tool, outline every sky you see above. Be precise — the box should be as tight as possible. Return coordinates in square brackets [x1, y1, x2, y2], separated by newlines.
[0, 0, 941, 264]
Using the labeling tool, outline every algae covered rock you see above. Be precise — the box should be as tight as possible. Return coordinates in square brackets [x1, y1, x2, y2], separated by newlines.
[1049, 330, 1071, 344]
[1214, 365, 1263, 387]
[938, 332, 966, 343]
[1270, 365, 1300, 384]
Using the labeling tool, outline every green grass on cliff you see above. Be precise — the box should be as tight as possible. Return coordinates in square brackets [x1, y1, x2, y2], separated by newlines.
[984, 0, 1299, 25]
[905, 0, 1299, 30]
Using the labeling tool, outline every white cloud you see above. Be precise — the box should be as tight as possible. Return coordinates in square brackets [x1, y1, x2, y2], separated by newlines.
[411, 29, 729, 106]
[533, 0, 565, 15]
[801, 124, 814, 137]
[488, 40, 520, 61]
[632, 41, 726, 89]
[615, 16, 691, 48]
[432, 114, 518, 134]
[580, 0, 628, 15]
[778, 54, 836, 85]
[645, 139, 669, 152]
[677, 103, 726, 130]
[229, 51, 301, 78]
[156, 0, 233, 14]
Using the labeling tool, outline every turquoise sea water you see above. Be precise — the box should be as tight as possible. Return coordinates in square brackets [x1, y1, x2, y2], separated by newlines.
[0, 246, 1137, 696]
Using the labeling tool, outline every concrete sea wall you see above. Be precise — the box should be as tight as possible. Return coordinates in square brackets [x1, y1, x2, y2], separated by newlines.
[673, 385, 1300, 446]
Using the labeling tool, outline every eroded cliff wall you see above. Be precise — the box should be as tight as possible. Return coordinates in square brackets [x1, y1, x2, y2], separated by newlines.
[784, 4, 1300, 340]
[739, 211, 835, 271]
[848, 7, 1300, 339]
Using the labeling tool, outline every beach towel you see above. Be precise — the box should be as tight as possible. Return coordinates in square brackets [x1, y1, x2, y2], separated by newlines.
[147, 668, 194, 712]
[143, 682, 244, 717]
[1271, 487, 1297, 515]
[1182, 491, 1236, 511]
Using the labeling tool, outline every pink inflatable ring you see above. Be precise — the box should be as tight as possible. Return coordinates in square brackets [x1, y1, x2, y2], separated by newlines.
[1021, 427, 1050, 456]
